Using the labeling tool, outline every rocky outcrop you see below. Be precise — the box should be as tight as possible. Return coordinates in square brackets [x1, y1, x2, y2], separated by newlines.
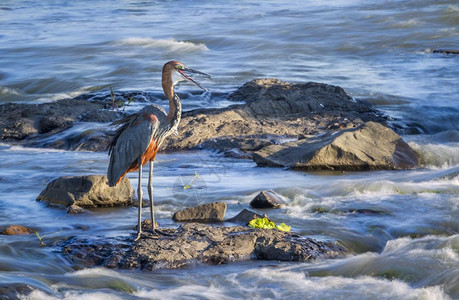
[227, 79, 375, 117]
[162, 79, 385, 153]
[63, 223, 346, 270]
[36, 175, 134, 208]
[0, 225, 35, 235]
[0, 99, 120, 143]
[250, 190, 285, 209]
[253, 121, 418, 170]
[0, 79, 386, 156]
[172, 202, 227, 222]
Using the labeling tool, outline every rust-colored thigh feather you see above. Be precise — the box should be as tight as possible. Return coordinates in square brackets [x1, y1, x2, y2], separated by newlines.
[115, 140, 158, 185]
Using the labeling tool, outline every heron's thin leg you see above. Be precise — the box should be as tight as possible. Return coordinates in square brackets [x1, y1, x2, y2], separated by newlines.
[134, 157, 143, 241]
[148, 160, 156, 232]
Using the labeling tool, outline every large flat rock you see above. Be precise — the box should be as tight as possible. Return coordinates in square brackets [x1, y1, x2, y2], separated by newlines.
[253, 121, 418, 170]
[36, 175, 134, 208]
[0, 79, 386, 156]
[63, 223, 346, 270]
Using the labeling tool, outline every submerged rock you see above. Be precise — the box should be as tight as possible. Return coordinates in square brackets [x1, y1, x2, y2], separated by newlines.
[36, 175, 134, 208]
[65, 204, 87, 214]
[433, 49, 459, 55]
[0, 283, 40, 300]
[253, 121, 418, 170]
[0, 225, 35, 235]
[172, 202, 227, 222]
[250, 191, 285, 209]
[63, 223, 346, 270]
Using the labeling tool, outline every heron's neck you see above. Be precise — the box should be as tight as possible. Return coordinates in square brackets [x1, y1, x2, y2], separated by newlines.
[168, 91, 182, 130]
[163, 81, 182, 131]
[162, 72, 181, 120]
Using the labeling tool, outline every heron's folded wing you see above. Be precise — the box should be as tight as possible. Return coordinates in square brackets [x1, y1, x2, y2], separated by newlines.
[107, 115, 159, 186]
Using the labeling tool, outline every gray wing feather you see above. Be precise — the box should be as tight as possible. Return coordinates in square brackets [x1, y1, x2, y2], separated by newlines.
[107, 105, 165, 186]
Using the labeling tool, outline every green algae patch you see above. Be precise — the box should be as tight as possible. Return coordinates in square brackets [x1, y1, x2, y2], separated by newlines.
[249, 218, 291, 232]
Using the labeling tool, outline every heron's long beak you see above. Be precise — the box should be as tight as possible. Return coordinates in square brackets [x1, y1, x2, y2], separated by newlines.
[178, 68, 211, 91]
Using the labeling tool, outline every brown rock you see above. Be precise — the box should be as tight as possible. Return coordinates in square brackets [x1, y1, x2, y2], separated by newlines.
[250, 191, 285, 209]
[253, 121, 418, 170]
[36, 175, 134, 208]
[172, 202, 227, 222]
[0, 225, 35, 235]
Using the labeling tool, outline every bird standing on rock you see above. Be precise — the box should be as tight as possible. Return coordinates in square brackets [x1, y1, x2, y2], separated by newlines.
[107, 61, 210, 240]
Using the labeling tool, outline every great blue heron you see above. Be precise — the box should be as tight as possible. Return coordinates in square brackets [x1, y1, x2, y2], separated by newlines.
[107, 60, 210, 240]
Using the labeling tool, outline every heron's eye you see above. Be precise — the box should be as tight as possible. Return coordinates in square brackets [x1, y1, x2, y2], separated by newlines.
[176, 65, 184, 70]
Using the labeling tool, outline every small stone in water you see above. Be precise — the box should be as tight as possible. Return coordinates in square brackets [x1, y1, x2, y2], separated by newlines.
[0, 225, 35, 235]
[250, 191, 284, 209]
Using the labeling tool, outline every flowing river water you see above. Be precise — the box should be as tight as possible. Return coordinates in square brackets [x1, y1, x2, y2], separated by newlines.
[0, 1, 458, 299]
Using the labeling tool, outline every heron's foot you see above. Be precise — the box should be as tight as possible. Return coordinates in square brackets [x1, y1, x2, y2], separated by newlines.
[133, 231, 143, 242]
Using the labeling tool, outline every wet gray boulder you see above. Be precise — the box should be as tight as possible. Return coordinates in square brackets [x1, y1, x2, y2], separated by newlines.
[36, 175, 134, 208]
[172, 202, 227, 222]
[63, 223, 346, 270]
[38, 116, 73, 134]
[0, 100, 104, 141]
[226, 209, 268, 225]
[250, 190, 285, 209]
[0, 98, 125, 151]
[253, 121, 418, 170]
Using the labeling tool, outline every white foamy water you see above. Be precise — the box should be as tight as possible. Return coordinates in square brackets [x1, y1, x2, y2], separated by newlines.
[18, 266, 453, 300]
[116, 38, 209, 53]
[0, 0, 458, 298]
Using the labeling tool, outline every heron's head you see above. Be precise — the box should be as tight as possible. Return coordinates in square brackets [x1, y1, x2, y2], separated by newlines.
[164, 60, 211, 91]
